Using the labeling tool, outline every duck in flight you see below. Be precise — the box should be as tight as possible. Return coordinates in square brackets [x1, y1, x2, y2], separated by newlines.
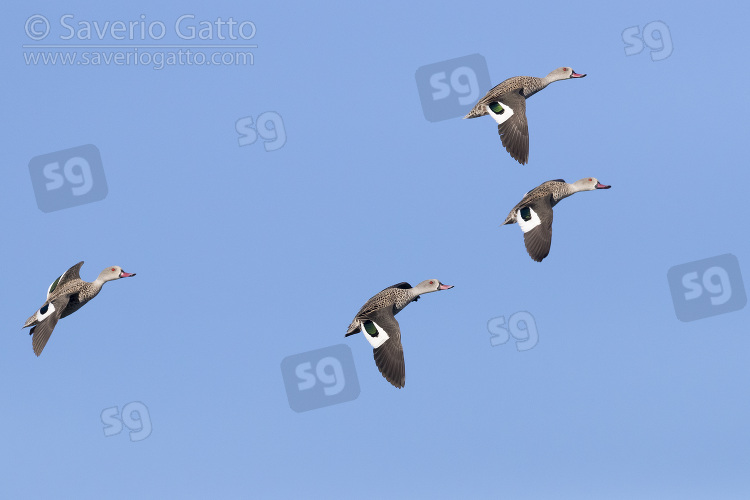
[23, 261, 136, 356]
[346, 279, 453, 388]
[502, 178, 610, 262]
[464, 66, 586, 165]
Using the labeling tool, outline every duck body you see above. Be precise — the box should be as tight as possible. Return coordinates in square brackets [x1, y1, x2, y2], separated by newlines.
[503, 178, 611, 262]
[346, 279, 453, 388]
[23, 261, 136, 356]
[465, 75, 550, 119]
[464, 67, 586, 165]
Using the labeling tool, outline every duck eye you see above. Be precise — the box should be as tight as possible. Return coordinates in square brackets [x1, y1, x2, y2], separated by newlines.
[429, 281, 434, 284]
[111, 267, 115, 271]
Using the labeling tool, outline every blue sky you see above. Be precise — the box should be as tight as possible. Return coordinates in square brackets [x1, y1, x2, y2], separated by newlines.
[2, 1, 749, 498]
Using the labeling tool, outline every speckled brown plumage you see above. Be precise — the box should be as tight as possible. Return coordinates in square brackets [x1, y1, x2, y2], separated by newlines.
[464, 76, 548, 120]
[502, 180, 572, 225]
[345, 283, 417, 335]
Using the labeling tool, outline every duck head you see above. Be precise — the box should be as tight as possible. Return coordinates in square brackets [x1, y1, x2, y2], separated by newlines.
[414, 279, 454, 295]
[97, 265, 136, 283]
[548, 66, 587, 81]
[573, 177, 611, 192]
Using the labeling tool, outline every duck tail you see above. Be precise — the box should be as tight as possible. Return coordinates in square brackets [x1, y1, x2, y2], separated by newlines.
[463, 104, 487, 119]
[345, 320, 361, 337]
[23, 312, 38, 328]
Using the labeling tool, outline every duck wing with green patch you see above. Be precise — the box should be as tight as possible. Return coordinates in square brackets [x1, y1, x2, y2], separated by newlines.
[519, 198, 554, 262]
[366, 309, 405, 388]
[47, 261, 84, 299]
[495, 91, 529, 165]
[30, 294, 72, 356]
[345, 283, 413, 335]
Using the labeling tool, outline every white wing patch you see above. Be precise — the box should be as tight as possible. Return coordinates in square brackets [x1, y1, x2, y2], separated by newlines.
[486, 103, 515, 126]
[517, 207, 542, 234]
[363, 321, 390, 349]
[36, 302, 56, 322]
